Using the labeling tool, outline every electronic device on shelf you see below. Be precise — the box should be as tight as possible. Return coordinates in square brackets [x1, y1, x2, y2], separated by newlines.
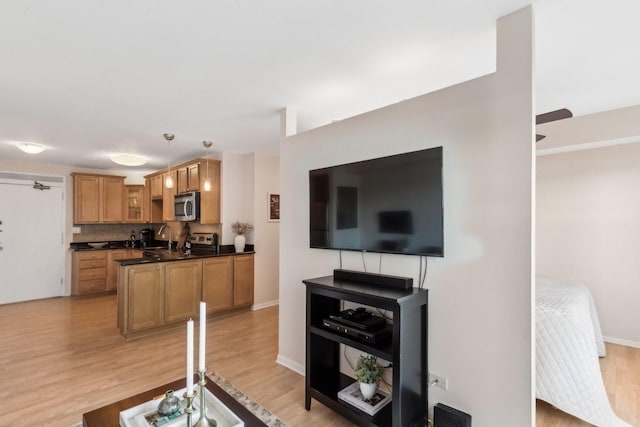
[328, 307, 386, 331]
[322, 307, 390, 344]
[322, 318, 391, 345]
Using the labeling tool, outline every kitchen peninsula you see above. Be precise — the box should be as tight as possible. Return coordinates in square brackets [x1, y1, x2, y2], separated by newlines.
[115, 247, 254, 340]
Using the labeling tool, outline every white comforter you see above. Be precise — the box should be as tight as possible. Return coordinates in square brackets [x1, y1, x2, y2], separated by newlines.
[536, 277, 630, 427]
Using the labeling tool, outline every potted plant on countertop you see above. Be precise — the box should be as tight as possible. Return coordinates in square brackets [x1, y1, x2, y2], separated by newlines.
[355, 354, 383, 400]
[231, 220, 253, 253]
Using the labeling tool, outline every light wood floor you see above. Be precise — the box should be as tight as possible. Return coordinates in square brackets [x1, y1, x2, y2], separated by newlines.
[0, 295, 354, 426]
[0, 295, 637, 426]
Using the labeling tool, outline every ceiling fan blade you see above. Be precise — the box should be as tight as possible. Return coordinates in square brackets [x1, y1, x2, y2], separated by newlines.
[536, 134, 546, 142]
[536, 108, 573, 125]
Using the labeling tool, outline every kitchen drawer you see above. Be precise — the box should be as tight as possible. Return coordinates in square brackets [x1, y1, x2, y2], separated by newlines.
[77, 251, 107, 261]
[79, 267, 107, 281]
[79, 259, 107, 269]
[78, 279, 107, 293]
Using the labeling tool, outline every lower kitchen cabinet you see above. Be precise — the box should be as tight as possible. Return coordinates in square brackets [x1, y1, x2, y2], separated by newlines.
[117, 254, 255, 339]
[107, 249, 130, 291]
[121, 263, 164, 333]
[233, 254, 254, 308]
[72, 251, 107, 295]
[164, 260, 201, 323]
[202, 257, 233, 314]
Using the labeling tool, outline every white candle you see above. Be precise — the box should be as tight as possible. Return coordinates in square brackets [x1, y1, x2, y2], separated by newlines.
[186, 319, 194, 397]
[199, 301, 206, 371]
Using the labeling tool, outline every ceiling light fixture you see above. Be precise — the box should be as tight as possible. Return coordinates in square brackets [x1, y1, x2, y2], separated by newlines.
[110, 153, 147, 166]
[164, 133, 175, 188]
[202, 141, 213, 192]
[16, 142, 46, 154]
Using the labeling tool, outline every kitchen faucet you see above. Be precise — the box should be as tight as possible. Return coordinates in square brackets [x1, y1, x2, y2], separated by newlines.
[158, 224, 173, 251]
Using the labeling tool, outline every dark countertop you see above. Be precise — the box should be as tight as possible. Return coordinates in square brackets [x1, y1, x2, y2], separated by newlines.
[70, 240, 134, 251]
[115, 247, 255, 266]
[69, 240, 254, 265]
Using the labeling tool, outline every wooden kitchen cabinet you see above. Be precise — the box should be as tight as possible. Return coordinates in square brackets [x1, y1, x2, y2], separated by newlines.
[150, 174, 164, 199]
[199, 160, 221, 224]
[120, 263, 164, 334]
[117, 253, 254, 339]
[106, 249, 130, 291]
[164, 260, 201, 323]
[233, 254, 254, 308]
[162, 170, 178, 221]
[202, 257, 233, 314]
[177, 163, 200, 194]
[72, 251, 107, 295]
[125, 185, 144, 223]
[72, 173, 125, 224]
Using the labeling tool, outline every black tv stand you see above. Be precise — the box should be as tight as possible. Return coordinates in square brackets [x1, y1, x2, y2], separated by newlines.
[303, 274, 428, 427]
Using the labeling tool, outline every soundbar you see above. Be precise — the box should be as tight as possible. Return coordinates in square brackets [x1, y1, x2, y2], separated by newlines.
[333, 269, 413, 290]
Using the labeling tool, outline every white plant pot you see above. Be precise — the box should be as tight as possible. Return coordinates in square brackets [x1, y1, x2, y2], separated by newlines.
[234, 234, 246, 253]
[359, 382, 377, 400]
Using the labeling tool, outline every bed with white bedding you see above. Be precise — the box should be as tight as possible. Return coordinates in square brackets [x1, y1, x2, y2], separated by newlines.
[536, 276, 630, 427]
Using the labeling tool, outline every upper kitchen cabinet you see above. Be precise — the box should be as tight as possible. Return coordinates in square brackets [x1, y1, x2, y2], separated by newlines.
[177, 163, 200, 194]
[72, 173, 125, 224]
[125, 185, 144, 223]
[142, 157, 220, 223]
[199, 159, 221, 224]
[150, 174, 164, 199]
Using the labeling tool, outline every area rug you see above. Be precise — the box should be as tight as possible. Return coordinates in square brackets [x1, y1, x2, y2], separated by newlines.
[72, 372, 288, 427]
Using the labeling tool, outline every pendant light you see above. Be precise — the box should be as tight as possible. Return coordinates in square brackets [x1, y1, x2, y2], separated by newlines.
[164, 133, 175, 188]
[202, 141, 213, 192]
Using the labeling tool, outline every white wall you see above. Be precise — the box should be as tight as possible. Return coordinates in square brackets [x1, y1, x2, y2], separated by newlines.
[221, 151, 280, 308]
[220, 152, 253, 244]
[537, 142, 640, 347]
[251, 153, 280, 308]
[278, 7, 534, 426]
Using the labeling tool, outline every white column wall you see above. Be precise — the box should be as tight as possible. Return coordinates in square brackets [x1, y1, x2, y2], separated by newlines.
[278, 7, 534, 426]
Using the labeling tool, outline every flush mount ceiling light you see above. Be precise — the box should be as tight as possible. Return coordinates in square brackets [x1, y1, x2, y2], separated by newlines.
[110, 153, 147, 166]
[16, 142, 46, 154]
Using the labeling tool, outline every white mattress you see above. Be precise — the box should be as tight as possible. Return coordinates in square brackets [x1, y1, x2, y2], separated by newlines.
[536, 277, 630, 426]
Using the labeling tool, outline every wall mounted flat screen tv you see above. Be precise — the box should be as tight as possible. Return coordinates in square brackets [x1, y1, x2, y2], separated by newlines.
[309, 146, 443, 257]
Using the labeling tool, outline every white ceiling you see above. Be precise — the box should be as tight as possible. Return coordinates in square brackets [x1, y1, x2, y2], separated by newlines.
[2, 0, 640, 172]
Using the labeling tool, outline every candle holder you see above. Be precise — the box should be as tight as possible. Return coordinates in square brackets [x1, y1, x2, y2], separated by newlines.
[194, 368, 217, 427]
[183, 391, 196, 427]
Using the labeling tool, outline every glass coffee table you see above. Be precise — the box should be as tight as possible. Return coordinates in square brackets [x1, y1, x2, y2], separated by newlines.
[83, 376, 267, 427]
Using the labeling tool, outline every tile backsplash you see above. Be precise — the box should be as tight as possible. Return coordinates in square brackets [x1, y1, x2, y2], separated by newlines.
[72, 222, 222, 243]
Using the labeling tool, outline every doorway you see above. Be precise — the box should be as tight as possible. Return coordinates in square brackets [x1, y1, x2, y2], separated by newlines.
[0, 173, 65, 304]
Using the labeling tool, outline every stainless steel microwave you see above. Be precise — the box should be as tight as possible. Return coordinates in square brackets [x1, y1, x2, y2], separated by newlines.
[174, 192, 200, 221]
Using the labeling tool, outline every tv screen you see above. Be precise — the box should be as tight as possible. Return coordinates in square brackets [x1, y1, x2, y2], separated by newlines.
[309, 147, 444, 257]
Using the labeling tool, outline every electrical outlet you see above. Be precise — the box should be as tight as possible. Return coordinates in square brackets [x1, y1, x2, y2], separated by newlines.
[428, 372, 448, 390]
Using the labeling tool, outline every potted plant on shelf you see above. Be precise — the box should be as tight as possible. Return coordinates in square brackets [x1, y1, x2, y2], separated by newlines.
[355, 354, 383, 400]
[231, 220, 253, 253]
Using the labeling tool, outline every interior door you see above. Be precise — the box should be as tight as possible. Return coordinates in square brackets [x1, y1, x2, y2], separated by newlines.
[0, 176, 65, 304]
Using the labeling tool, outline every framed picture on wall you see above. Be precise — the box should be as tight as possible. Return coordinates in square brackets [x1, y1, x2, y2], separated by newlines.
[268, 193, 280, 222]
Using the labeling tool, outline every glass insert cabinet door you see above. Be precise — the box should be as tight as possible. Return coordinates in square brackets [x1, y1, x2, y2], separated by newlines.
[126, 185, 144, 222]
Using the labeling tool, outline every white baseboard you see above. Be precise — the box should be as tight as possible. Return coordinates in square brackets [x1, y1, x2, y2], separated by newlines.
[276, 354, 305, 376]
[604, 336, 640, 349]
[251, 300, 279, 311]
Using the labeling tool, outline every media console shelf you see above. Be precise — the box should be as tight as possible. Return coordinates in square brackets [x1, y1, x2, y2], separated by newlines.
[303, 274, 428, 427]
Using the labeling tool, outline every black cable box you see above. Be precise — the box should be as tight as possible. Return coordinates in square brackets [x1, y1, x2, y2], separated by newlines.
[328, 308, 386, 331]
[322, 318, 391, 345]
